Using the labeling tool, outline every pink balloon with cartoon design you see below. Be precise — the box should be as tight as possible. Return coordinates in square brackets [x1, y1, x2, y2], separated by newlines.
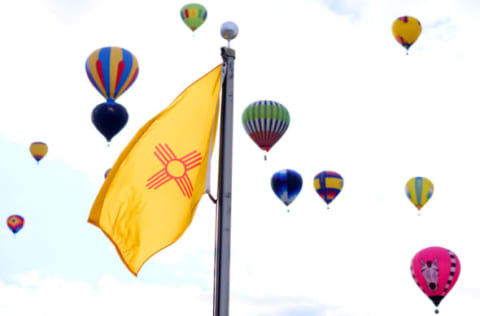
[411, 246, 461, 314]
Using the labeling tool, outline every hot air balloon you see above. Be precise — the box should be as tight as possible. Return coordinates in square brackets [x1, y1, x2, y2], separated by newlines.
[104, 168, 111, 179]
[405, 177, 433, 214]
[92, 103, 128, 142]
[271, 169, 303, 211]
[314, 171, 343, 209]
[180, 3, 207, 32]
[7, 215, 24, 236]
[86, 47, 139, 105]
[30, 142, 48, 164]
[242, 100, 290, 160]
[86, 47, 138, 142]
[392, 16, 422, 54]
[411, 246, 461, 314]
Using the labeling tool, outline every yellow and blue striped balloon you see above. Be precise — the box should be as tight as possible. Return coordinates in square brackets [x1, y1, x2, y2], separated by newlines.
[86, 47, 139, 104]
[405, 177, 433, 212]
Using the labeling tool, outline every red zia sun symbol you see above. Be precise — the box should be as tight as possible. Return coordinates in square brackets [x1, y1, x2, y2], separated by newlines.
[146, 144, 202, 198]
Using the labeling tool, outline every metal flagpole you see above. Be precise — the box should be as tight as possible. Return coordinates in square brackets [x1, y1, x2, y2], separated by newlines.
[213, 45, 235, 316]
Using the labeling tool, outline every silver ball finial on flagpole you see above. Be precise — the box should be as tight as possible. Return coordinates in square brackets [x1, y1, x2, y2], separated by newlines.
[221, 21, 238, 48]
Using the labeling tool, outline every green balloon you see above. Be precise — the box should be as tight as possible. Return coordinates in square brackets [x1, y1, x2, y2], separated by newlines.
[180, 3, 207, 31]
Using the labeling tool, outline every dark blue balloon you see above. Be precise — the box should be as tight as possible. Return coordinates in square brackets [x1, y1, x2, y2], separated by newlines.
[271, 169, 303, 206]
[92, 102, 128, 142]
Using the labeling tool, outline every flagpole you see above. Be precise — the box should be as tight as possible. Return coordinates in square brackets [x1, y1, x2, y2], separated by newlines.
[213, 46, 235, 316]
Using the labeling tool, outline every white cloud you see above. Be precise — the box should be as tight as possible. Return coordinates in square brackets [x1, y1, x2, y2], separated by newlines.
[0, 273, 343, 316]
[0, 273, 210, 316]
[43, 0, 101, 24]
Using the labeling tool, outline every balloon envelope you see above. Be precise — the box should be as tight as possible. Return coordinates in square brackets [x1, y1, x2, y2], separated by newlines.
[405, 177, 433, 210]
[242, 100, 290, 153]
[7, 215, 24, 234]
[30, 142, 48, 163]
[271, 169, 303, 206]
[92, 103, 129, 142]
[180, 3, 207, 31]
[392, 16, 422, 51]
[86, 47, 139, 104]
[411, 246, 460, 312]
[314, 171, 343, 205]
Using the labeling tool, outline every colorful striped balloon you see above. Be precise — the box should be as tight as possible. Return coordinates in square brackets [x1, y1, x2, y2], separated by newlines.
[271, 169, 303, 210]
[86, 47, 139, 104]
[242, 100, 290, 158]
[411, 246, 461, 314]
[180, 3, 207, 32]
[405, 177, 433, 213]
[30, 141, 48, 164]
[7, 215, 24, 235]
[392, 16, 422, 53]
[313, 171, 343, 208]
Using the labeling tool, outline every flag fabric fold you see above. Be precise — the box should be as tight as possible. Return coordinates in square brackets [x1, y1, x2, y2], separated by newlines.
[88, 64, 223, 276]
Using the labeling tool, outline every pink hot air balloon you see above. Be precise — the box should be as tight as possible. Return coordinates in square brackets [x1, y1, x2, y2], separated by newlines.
[411, 246, 461, 314]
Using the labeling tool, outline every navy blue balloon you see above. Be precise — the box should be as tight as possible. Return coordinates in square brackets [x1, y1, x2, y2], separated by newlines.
[271, 169, 303, 206]
[92, 102, 128, 142]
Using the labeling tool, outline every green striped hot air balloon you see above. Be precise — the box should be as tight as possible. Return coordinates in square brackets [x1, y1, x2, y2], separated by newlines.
[180, 3, 207, 32]
[242, 100, 290, 160]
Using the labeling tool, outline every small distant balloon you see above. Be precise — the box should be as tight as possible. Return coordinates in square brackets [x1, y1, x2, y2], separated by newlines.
[7, 215, 24, 235]
[271, 169, 303, 211]
[181, 3, 207, 32]
[104, 168, 111, 179]
[314, 171, 343, 208]
[86, 47, 139, 105]
[411, 246, 461, 314]
[30, 142, 48, 164]
[392, 16, 422, 54]
[242, 100, 290, 160]
[405, 177, 433, 214]
[92, 103, 129, 142]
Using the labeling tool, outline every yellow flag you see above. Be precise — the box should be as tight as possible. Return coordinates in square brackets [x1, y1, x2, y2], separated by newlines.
[88, 64, 223, 275]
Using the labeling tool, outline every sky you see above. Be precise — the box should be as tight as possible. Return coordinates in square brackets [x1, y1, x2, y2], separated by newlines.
[1, 0, 480, 315]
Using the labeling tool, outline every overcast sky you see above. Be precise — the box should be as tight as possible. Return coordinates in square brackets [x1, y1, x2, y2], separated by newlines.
[1, 0, 480, 315]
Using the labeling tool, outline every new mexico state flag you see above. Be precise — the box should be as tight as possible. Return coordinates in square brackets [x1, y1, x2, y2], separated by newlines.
[88, 64, 223, 276]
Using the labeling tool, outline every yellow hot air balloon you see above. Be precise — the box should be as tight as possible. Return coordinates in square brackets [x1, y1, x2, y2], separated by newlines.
[30, 142, 48, 164]
[405, 177, 433, 214]
[392, 16, 422, 54]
